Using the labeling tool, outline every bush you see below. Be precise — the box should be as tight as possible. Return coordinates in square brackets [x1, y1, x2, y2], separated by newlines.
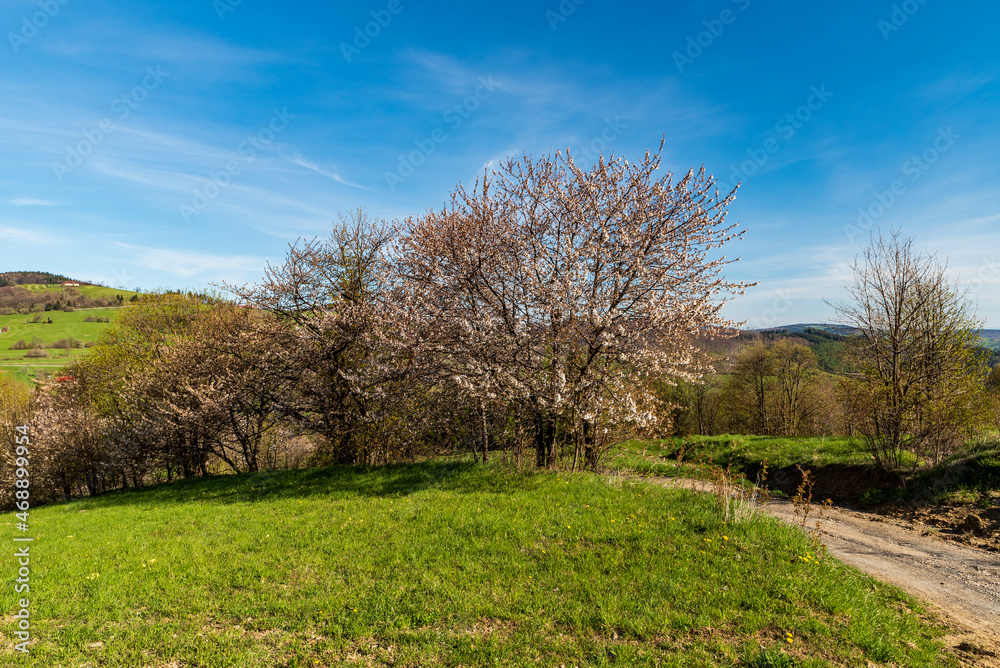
[84, 315, 111, 323]
[24, 349, 49, 358]
[31, 314, 42, 322]
[50, 338, 83, 350]
[9, 340, 27, 350]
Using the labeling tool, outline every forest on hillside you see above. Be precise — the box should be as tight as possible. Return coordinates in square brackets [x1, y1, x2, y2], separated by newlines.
[0, 271, 73, 287]
[0, 285, 130, 314]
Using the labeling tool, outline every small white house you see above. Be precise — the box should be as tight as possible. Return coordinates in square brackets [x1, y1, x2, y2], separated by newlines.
[62, 281, 80, 287]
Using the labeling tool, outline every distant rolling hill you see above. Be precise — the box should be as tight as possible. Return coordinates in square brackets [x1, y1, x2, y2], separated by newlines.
[0, 271, 76, 287]
[759, 323, 1000, 351]
[755, 323, 857, 336]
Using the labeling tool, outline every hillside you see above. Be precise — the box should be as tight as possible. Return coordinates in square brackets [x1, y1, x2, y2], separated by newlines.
[751, 324, 1000, 371]
[0, 463, 952, 666]
[0, 271, 73, 287]
[0, 283, 138, 313]
[757, 323, 858, 337]
[0, 307, 122, 383]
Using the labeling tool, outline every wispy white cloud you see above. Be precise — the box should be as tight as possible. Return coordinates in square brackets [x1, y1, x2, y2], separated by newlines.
[284, 153, 369, 190]
[5, 198, 59, 207]
[918, 66, 1000, 100]
[115, 243, 266, 279]
[40, 25, 289, 81]
[0, 225, 51, 244]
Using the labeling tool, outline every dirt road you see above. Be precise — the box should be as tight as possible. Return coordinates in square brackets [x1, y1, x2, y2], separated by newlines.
[647, 477, 1000, 665]
[765, 498, 1000, 665]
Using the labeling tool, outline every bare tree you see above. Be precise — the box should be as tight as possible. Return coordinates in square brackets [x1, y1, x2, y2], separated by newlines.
[228, 210, 444, 465]
[832, 232, 985, 469]
[771, 340, 819, 436]
[396, 145, 747, 468]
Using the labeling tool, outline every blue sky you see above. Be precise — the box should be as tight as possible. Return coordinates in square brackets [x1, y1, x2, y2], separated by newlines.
[1, 0, 998, 327]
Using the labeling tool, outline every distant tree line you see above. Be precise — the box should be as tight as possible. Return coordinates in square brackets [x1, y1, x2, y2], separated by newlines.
[0, 271, 74, 287]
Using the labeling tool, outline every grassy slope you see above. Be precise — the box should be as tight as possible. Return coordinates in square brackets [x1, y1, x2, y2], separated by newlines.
[0, 308, 121, 379]
[20, 283, 139, 301]
[612, 436, 999, 506]
[1, 463, 951, 667]
[610, 435, 872, 479]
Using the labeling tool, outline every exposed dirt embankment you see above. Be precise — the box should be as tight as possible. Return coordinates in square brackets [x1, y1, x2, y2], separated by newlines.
[749, 462, 904, 502]
[748, 463, 1000, 552]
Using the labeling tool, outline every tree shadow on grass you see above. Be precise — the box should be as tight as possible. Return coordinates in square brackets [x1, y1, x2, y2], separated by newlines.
[73, 460, 546, 510]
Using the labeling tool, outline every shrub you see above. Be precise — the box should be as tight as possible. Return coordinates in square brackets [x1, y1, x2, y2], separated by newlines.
[24, 349, 48, 358]
[9, 340, 27, 350]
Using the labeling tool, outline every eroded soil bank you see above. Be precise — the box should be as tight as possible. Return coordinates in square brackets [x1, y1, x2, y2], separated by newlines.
[754, 463, 1000, 552]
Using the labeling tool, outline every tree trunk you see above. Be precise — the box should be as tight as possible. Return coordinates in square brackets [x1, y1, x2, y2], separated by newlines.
[534, 411, 552, 468]
[481, 401, 489, 464]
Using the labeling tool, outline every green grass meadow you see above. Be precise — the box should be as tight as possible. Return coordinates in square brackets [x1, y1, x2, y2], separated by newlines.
[20, 283, 139, 302]
[1, 463, 953, 667]
[609, 436, 873, 480]
[0, 307, 122, 381]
